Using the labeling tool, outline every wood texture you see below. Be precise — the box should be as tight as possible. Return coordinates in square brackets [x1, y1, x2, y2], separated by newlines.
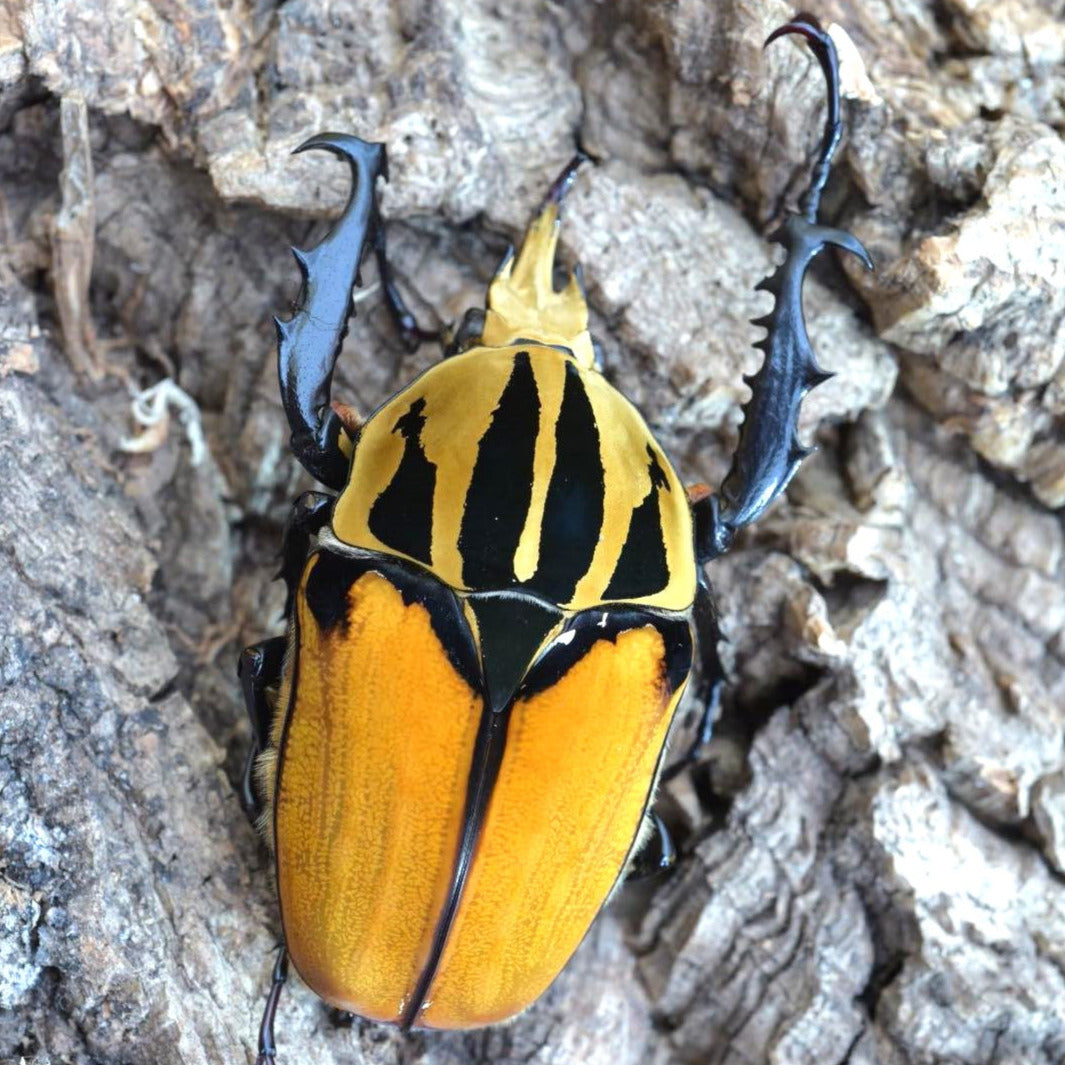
[1, 2, 1063, 1064]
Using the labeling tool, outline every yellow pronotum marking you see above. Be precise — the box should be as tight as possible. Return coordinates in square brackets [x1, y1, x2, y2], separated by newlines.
[511, 353, 566, 582]
[570, 371, 689, 606]
[331, 184, 697, 611]
[421, 626, 683, 1028]
[274, 560, 483, 1020]
[332, 345, 696, 611]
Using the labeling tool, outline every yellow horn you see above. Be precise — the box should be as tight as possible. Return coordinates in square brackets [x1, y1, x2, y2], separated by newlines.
[482, 158, 595, 370]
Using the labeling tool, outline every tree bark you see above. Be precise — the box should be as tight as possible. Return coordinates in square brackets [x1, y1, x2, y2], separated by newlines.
[1, 1, 1063, 1063]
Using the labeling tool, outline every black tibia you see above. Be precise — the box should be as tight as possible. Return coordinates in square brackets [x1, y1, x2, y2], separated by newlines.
[373, 222, 443, 353]
[276, 133, 385, 491]
[239, 637, 287, 818]
[693, 13, 872, 564]
[663, 571, 725, 781]
[277, 490, 333, 618]
[626, 811, 676, 881]
[255, 947, 289, 1065]
[240, 495, 329, 818]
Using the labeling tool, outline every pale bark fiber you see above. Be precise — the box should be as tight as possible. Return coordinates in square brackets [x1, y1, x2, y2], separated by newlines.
[1, 1, 1063, 1064]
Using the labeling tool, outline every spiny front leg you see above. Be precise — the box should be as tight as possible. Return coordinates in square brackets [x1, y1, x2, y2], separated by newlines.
[276, 134, 384, 490]
[693, 13, 872, 564]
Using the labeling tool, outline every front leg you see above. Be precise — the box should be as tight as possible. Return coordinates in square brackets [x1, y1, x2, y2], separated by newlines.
[238, 636, 287, 820]
[693, 15, 872, 564]
[663, 569, 725, 781]
[276, 134, 385, 490]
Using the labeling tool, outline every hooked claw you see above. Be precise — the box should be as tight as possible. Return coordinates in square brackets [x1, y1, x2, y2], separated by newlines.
[764, 10, 830, 50]
[764, 12, 842, 222]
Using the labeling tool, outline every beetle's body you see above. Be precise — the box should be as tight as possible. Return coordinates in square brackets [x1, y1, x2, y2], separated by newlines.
[258, 205, 697, 1028]
[240, 16, 871, 1061]
[269, 550, 689, 1027]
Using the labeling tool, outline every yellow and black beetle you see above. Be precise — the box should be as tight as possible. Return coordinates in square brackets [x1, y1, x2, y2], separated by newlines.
[238, 14, 870, 1061]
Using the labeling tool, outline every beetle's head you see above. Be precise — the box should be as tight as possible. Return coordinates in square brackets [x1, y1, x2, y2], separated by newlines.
[481, 155, 596, 369]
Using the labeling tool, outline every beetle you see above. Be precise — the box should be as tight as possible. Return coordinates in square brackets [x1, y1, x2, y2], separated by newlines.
[237, 13, 870, 1063]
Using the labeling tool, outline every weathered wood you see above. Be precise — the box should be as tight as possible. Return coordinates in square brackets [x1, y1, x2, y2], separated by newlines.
[2, 2, 1063, 1063]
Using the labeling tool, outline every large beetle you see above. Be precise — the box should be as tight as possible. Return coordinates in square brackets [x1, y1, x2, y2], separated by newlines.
[238, 14, 870, 1062]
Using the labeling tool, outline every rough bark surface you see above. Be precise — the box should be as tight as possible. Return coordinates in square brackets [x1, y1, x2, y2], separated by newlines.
[1, 1, 1063, 1064]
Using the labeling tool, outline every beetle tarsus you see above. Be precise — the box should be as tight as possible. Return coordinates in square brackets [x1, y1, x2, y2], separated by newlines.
[255, 948, 289, 1065]
[694, 16, 871, 565]
[373, 221, 446, 353]
[764, 12, 842, 220]
[626, 810, 676, 881]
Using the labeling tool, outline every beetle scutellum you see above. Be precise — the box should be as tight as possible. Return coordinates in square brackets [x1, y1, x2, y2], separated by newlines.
[238, 13, 870, 1062]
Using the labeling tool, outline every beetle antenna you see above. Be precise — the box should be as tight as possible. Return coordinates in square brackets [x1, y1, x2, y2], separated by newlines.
[765, 12, 841, 221]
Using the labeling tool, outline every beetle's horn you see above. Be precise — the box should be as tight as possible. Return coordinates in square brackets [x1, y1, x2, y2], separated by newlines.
[481, 153, 596, 369]
[542, 150, 590, 211]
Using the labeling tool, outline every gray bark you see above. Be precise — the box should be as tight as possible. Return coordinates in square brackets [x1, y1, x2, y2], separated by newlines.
[1, 1, 1063, 1063]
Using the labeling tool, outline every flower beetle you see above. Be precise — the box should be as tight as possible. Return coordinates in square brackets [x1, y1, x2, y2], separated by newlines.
[239, 14, 870, 1062]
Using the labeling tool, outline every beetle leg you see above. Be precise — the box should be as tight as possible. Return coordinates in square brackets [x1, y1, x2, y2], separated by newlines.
[325, 1006, 357, 1028]
[625, 811, 676, 881]
[276, 134, 387, 491]
[442, 307, 487, 357]
[254, 947, 289, 1065]
[239, 492, 331, 818]
[663, 570, 725, 781]
[277, 490, 333, 618]
[238, 636, 287, 819]
[372, 221, 446, 353]
[692, 15, 872, 564]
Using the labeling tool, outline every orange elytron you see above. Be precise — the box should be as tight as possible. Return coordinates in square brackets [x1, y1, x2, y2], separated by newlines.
[237, 14, 870, 1063]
